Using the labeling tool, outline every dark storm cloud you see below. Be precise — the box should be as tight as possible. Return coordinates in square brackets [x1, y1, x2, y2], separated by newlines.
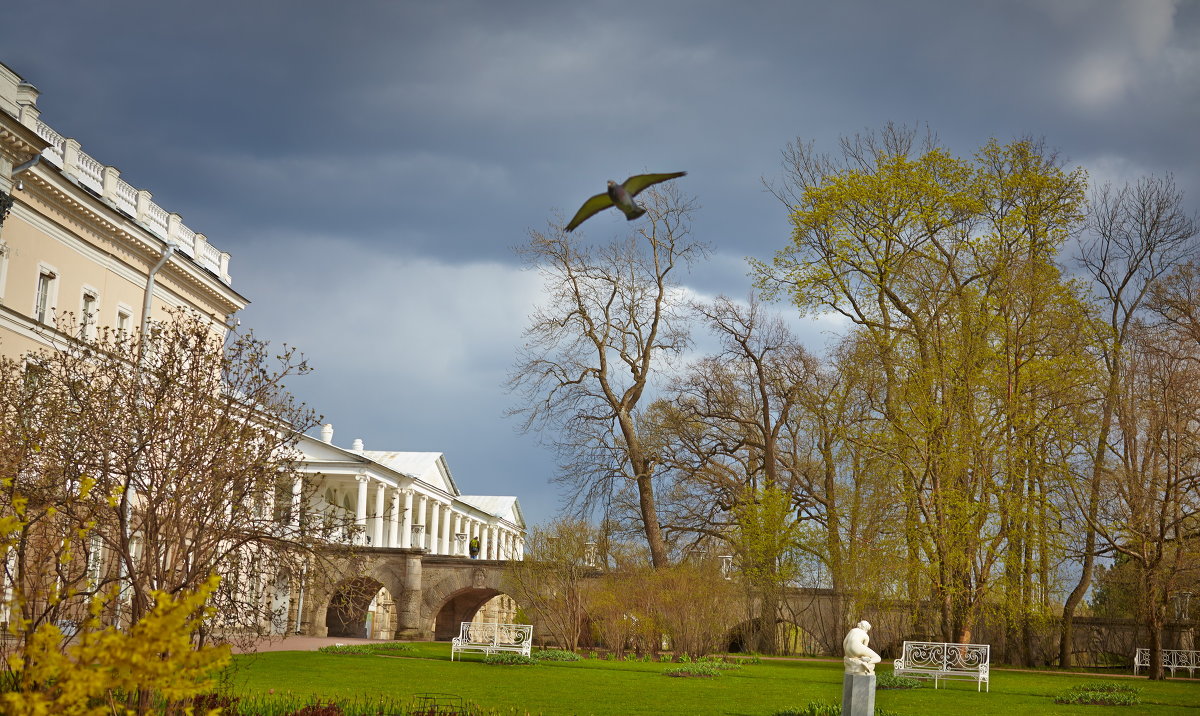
[3, 0, 1196, 524]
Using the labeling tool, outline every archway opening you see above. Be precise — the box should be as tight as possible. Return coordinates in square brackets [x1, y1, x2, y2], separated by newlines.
[726, 618, 821, 656]
[433, 588, 526, 640]
[326, 576, 394, 639]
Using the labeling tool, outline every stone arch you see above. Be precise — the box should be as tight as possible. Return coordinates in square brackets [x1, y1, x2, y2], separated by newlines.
[326, 576, 388, 638]
[421, 564, 522, 640]
[432, 586, 501, 640]
[309, 558, 408, 638]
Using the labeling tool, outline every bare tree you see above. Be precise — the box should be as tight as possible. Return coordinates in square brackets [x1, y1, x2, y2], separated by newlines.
[502, 519, 597, 651]
[1091, 322, 1200, 679]
[0, 310, 337, 668]
[1062, 174, 1197, 666]
[508, 187, 705, 567]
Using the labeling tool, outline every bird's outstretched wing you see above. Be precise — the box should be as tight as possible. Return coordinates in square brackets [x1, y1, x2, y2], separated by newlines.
[621, 171, 687, 197]
[565, 192, 614, 232]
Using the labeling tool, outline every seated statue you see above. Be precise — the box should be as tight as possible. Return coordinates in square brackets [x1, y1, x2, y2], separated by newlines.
[843, 620, 882, 675]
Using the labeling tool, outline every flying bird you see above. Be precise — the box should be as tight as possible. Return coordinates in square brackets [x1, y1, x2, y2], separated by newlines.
[564, 171, 687, 232]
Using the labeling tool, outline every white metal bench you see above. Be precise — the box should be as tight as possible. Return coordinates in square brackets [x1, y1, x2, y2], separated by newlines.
[893, 640, 990, 691]
[450, 622, 532, 661]
[1134, 647, 1199, 677]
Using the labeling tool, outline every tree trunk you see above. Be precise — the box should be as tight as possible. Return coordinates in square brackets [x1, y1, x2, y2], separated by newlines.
[635, 473, 668, 568]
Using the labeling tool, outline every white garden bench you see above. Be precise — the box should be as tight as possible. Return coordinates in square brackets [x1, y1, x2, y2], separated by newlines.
[1134, 647, 1199, 677]
[450, 622, 532, 661]
[893, 640, 990, 691]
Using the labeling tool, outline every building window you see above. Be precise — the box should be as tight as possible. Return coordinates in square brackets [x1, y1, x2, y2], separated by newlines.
[116, 307, 131, 334]
[86, 533, 104, 586]
[35, 269, 57, 324]
[80, 290, 99, 340]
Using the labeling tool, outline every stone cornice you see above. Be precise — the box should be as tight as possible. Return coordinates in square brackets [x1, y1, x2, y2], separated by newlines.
[18, 167, 247, 316]
[0, 116, 47, 164]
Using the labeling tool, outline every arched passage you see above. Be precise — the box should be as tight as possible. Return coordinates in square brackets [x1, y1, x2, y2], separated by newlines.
[726, 618, 822, 656]
[432, 587, 516, 640]
[326, 576, 396, 639]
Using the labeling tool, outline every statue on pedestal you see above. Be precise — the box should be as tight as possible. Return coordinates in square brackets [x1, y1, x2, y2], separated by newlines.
[843, 620, 882, 675]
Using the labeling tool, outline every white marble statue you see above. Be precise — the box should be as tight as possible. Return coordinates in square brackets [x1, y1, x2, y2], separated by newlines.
[843, 620, 882, 675]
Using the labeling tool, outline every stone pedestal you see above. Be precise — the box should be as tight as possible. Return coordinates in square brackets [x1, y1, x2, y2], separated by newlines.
[842, 673, 876, 716]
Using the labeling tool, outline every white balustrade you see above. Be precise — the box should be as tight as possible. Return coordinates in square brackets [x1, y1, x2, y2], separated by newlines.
[26, 112, 232, 285]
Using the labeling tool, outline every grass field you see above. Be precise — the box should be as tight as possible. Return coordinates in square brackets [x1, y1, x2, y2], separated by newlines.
[225, 644, 1200, 715]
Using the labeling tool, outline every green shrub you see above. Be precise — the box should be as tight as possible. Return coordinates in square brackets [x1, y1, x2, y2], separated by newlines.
[316, 642, 415, 657]
[663, 663, 720, 678]
[1053, 681, 1142, 706]
[696, 656, 742, 671]
[482, 653, 537, 666]
[876, 673, 922, 689]
[772, 702, 839, 716]
[772, 702, 902, 716]
[532, 649, 581, 662]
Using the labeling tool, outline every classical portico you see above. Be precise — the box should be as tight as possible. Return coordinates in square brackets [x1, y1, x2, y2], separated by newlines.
[296, 426, 525, 559]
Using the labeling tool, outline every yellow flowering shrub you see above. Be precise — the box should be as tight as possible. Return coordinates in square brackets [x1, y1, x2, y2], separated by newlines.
[2, 576, 230, 716]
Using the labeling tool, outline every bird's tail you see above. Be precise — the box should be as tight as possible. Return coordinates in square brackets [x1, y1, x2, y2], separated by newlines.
[625, 207, 646, 221]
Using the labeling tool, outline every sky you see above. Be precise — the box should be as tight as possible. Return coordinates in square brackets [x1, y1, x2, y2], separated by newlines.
[2, 1, 1197, 528]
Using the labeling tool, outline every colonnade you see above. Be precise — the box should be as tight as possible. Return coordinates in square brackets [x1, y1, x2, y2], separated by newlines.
[341, 475, 523, 559]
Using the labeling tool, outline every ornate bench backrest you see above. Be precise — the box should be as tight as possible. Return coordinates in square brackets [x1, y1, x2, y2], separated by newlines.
[902, 641, 989, 670]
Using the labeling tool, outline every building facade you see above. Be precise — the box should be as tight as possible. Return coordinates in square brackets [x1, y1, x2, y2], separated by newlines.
[0, 62, 242, 354]
[0, 60, 525, 640]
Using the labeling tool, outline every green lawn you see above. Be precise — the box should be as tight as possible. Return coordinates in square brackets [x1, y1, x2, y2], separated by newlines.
[225, 644, 1200, 715]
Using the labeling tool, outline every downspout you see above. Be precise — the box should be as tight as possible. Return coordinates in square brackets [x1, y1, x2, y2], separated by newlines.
[12, 154, 41, 182]
[120, 241, 174, 626]
[139, 244, 175, 362]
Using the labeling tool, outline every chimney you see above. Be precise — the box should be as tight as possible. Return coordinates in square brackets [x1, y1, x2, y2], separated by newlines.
[351, 438, 364, 451]
[320, 423, 334, 444]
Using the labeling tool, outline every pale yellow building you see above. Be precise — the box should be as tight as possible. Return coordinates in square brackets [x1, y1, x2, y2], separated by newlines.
[0, 61, 245, 357]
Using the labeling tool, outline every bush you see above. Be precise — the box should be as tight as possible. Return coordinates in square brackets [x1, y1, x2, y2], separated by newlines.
[772, 703, 902, 716]
[317, 643, 415, 657]
[697, 656, 743, 671]
[663, 664, 721, 678]
[532, 649, 581, 662]
[876, 673, 922, 690]
[482, 653, 537, 666]
[1053, 681, 1142, 706]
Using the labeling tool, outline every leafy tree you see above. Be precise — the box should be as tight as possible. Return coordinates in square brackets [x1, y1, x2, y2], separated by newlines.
[757, 126, 1091, 645]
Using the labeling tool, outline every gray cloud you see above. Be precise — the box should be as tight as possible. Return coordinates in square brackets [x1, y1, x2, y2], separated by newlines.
[3, 0, 1197, 526]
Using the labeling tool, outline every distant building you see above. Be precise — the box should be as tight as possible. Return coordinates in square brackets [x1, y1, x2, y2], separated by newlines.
[300, 425, 524, 560]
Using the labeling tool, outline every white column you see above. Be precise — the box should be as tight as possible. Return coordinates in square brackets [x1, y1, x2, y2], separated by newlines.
[290, 476, 303, 531]
[415, 494, 428, 549]
[451, 513, 463, 555]
[354, 475, 368, 545]
[400, 490, 413, 548]
[372, 482, 386, 547]
[429, 501, 442, 555]
[388, 489, 401, 548]
[480, 523, 490, 560]
[440, 507, 452, 556]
